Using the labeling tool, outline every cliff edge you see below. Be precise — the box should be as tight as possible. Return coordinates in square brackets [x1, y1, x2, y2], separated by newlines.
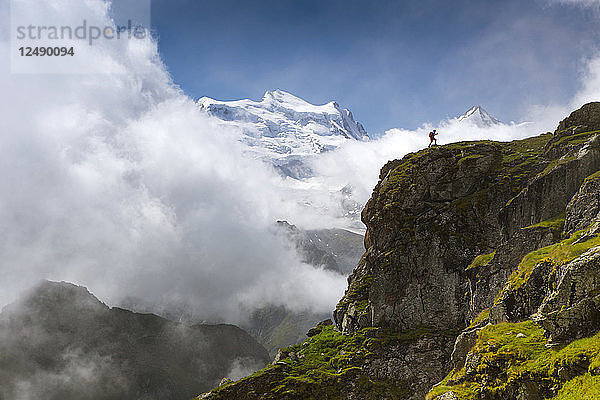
[198, 102, 600, 400]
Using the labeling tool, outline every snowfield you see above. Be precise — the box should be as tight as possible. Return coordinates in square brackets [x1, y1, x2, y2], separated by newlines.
[197, 89, 369, 179]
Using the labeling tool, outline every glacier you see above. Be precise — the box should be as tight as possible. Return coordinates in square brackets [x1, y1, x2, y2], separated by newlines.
[197, 89, 369, 179]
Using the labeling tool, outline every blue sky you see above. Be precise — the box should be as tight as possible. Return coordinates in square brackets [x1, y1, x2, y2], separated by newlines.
[150, 0, 600, 134]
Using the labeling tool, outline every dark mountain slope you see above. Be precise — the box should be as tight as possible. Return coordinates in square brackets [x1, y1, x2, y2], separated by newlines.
[0, 280, 269, 400]
[275, 220, 364, 276]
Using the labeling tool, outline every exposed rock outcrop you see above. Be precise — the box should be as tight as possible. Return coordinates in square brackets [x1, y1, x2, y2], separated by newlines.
[555, 101, 600, 134]
[335, 138, 552, 336]
[198, 102, 600, 400]
[430, 103, 600, 399]
[564, 170, 600, 234]
[536, 248, 600, 343]
[499, 132, 600, 239]
[465, 222, 558, 323]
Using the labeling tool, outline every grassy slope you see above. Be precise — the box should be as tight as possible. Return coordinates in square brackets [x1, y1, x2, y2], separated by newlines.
[502, 228, 600, 295]
[430, 216, 600, 399]
[428, 322, 600, 399]
[200, 325, 419, 399]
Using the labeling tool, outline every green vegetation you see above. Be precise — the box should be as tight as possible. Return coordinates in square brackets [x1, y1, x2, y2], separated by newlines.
[585, 170, 600, 183]
[203, 325, 416, 399]
[354, 300, 369, 312]
[500, 134, 553, 188]
[445, 140, 496, 151]
[539, 156, 576, 176]
[545, 130, 600, 154]
[449, 135, 551, 186]
[503, 134, 552, 164]
[336, 273, 373, 310]
[427, 323, 600, 399]
[524, 213, 565, 231]
[524, 213, 566, 241]
[550, 374, 600, 399]
[457, 154, 484, 165]
[453, 135, 552, 217]
[466, 251, 496, 271]
[468, 308, 490, 329]
[476, 321, 548, 366]
[378, 153, 421, 200]
[376, 134, 554, 220]
[275, 325, 373, 376]
[374, 131, 593, 224]
[502, 228, 600, 294]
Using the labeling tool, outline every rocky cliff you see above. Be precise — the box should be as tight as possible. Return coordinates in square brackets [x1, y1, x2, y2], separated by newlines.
[198, 102, 600, 400]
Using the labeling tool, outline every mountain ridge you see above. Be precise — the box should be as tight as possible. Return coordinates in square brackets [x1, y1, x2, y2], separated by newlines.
[0, 280, 270, 400]
[197, 102, 600, 400]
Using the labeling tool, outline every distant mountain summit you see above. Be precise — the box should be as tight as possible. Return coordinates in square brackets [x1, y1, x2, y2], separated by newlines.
[197, 89, 369, 179]
[457, 105, 503, 127]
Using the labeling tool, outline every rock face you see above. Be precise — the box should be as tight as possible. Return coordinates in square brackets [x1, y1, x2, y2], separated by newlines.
[497, 102, 600, 240]
[333, 126, 581, 339]
[428, 103, 600, 399]
[555, 101, 600, 133]
[536, 248, 600, 343]
[0, 281, 269, 400]
[337, 142, 529, 334]
[197, 102, 600, 400]
[564, 171, 600, 234]
[499, 132, 600, 239]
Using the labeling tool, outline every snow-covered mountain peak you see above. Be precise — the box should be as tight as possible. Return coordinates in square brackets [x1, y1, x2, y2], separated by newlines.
[196, 90, 369, 179]
[261, 89, 335, 111]
[457, 105, 503, 127]
[260, 89, 343, 117]
[196, 90, 368, 226]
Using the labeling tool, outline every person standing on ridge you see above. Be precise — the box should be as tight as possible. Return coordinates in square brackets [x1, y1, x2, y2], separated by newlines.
[428, 129, 438, 148]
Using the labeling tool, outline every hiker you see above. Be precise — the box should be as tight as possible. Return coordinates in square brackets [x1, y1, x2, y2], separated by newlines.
[428, 129, 438, 148]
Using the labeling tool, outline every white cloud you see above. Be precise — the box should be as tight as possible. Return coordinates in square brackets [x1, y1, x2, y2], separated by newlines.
[547, 0, 600, 7]
[0, 0, 346, 322]
[226, 357, 266, 381]
[12, 350, 129, 400]
[1, 0, 598, 327]
[570, 56, 600, 108]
